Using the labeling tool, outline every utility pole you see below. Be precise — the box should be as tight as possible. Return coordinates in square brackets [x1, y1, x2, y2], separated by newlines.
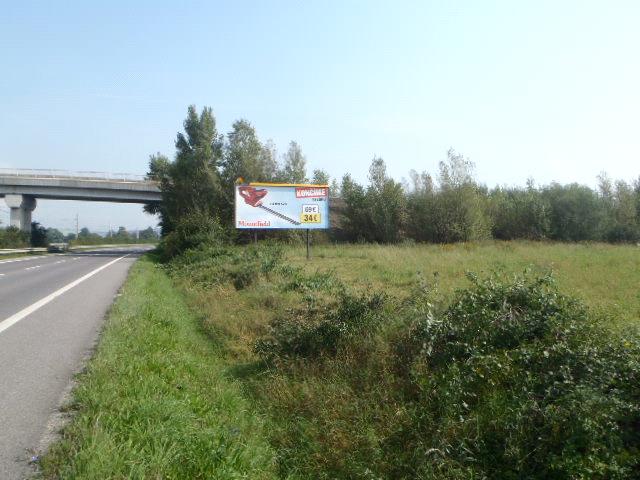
[75, 213, 79, 239]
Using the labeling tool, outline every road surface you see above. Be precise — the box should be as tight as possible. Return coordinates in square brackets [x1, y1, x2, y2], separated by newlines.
[0, 247, 148, 479]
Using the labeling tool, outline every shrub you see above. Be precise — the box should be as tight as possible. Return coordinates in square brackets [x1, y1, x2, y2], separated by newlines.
[0, 226, 29, 248]
[168, 242, 284, 290]
[255, 291, 386, 361]
[159, 211, 230, 260]
[395, 272, 640, 479]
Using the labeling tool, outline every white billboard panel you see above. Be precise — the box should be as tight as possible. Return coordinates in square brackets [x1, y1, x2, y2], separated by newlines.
[235, 184, 329, 229]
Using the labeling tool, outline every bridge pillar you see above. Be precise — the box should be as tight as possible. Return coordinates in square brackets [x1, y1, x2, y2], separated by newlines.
[5, 194, 37, 232]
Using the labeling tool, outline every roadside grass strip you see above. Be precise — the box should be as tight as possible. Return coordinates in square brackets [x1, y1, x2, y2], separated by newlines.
[40, 257, 276, 479]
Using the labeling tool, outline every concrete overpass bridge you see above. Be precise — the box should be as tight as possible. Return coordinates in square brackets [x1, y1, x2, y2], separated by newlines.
[0, 169, 161, 231]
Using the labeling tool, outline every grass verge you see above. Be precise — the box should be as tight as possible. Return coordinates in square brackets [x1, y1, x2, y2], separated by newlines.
[40, 256, 276, 479]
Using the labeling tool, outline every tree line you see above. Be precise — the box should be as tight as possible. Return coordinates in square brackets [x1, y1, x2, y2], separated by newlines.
[148, 106, 640, 246]
[339, 149, 640, 244]
[0, 224, 158, 249]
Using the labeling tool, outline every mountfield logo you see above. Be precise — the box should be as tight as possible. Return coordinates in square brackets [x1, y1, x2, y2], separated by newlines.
[295, 187, 328, 198]
[238, 220, 271, 227]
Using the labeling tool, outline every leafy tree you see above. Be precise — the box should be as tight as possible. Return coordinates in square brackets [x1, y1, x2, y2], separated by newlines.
[312, 169, 330, 185]
[341, 158, 405, 243]
[543, 183, 606, 241]
[113, 226, 131, 242]
[144, 153, 171, 216]
[150, 105, 226, 233]
[489, 185, 550, 240]
[259, 139, 279, 182]
[606, 180, 639, 242]
[46, 228, 65, 243]
[340, 174, 369, 241]
[406, 149, 490, 243]
[139, 226, 159, 241]
[365, 157, 406, 242]
[329, 178, 340, 197]
[280, 141, 307, 183]
[222, 119, 269, 185]
[31, 222, 48, 247]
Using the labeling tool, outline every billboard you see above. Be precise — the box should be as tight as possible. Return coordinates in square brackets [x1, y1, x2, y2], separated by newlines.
[235, 183, 329, 229]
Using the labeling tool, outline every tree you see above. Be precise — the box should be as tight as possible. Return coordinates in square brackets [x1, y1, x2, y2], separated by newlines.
[222, 119, 268, 185]
[259, 139, 279, 182]
[144, 153, 171, 216]
[340, 158, 406, 243]
[149, 105, 226, 233]
[542, 183, 606, 241]
[340, 173, 369, 241]
[31, 222, 48, 247]
[606, 180, 639, 242]
[489, 186, 550, 240]
[365, 157, 406, 242]
[312, 169, 330, 185]
[46, 228, 65, 243]
[139, 226, 159, 241]
[280, 141, 307, 183]
[114, 226, 131, 242]
[406, 149, 491, 243]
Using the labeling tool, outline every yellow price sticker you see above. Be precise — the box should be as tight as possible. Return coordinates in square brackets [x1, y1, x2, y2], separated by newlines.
[300, 213, 321, 223]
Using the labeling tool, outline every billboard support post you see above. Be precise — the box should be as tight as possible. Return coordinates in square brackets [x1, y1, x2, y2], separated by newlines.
[306, 229, 310, 260]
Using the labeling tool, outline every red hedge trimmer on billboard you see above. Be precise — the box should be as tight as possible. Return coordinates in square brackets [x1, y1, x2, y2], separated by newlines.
[238, 186, 301, 225]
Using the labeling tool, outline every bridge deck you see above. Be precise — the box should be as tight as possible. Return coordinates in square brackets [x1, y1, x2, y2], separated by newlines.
[0, 169, 161, 203]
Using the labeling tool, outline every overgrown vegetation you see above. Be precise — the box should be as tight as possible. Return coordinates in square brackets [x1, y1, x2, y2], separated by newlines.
[0, 225, 29, 248]
[163, 241, 640, 479]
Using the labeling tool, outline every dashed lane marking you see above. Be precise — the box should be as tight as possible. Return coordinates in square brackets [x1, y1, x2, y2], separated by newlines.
[0, 254, 129, 336]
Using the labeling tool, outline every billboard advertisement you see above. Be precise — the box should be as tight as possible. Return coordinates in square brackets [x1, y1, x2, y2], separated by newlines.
[235, 183, 329, 229]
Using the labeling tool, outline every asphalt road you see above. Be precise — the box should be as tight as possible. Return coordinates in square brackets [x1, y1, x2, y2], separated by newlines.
[0, 247, 149, 479]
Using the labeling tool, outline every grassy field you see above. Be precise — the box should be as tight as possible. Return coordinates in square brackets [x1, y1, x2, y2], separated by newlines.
[40, 257, 277, 479]
[286, 241, 640, 331]
[175, 241, 639, 478]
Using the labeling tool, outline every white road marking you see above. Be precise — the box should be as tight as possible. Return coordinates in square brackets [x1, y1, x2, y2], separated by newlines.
[0, 254, 129, 336]
[24, 265, 42, 271]
[0, 255, 50, 265]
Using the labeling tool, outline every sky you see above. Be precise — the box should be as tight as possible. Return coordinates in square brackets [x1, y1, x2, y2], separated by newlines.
[1, 0, 639, 232]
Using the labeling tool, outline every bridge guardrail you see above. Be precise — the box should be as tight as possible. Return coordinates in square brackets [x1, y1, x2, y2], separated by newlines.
[0, 168, 156, 184]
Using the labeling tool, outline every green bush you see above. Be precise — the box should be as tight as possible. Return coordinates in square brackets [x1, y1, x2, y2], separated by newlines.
[0, 226, 29, 248]
[168, 242, 284, 290]
[255, 291, 386, 361]
[395, 272, 640, 479]
[159, 211, 230, 260]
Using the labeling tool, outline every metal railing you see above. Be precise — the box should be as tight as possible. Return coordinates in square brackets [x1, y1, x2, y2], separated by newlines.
[0, 168, 156, 184]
